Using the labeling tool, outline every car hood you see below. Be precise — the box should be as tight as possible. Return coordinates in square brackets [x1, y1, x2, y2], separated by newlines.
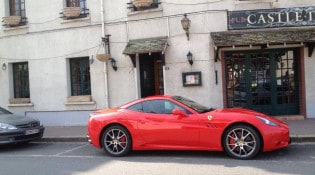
[0, 114, 39, 125]
[213, 108, 286, 125]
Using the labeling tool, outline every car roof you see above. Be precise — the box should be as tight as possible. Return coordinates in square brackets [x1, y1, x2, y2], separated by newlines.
[119, 95, 174, 109]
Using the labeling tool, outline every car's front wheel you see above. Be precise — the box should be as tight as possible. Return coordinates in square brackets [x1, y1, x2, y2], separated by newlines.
[101, 125, 131, 157]
[223, 125, 261, 160]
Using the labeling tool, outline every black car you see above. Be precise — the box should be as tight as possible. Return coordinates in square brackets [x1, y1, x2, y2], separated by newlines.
[0, 107, 44, 145]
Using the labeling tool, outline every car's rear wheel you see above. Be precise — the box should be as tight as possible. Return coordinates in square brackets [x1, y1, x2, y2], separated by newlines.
[223, 125, 261, 160]
[101, 125, 131, 157]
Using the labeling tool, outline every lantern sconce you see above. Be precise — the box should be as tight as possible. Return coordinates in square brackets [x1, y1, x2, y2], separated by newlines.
[102, 34, 111, 55]
[187, 51, 193, 65]
[109, 58, 117, 71]
[2, 63, 6, 70]
[181, 14, 191, 41]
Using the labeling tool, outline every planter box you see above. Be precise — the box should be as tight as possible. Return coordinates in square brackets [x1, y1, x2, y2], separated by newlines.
[62, 7, 82, 18]
[132, 0, 153, 8]
[67, 95, 91, 102]
[96, 54, 111, 62]
[9, 98, 30, 104]
[2, 16, 21, 26]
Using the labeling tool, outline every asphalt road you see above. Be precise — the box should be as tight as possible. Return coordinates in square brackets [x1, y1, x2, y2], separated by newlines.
[0, 142, 314, 175]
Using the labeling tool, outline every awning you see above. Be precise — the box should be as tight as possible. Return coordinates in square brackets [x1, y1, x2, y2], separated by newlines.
[211, 28, 315, 46]
[210, 27, 315, 59]
[123, 37, 168, 55]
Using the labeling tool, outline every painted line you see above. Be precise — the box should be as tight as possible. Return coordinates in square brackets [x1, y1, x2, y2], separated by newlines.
[54, 143, 89, 156]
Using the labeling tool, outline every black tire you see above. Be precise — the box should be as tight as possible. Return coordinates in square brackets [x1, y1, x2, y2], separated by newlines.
[101, 125, 132, 157]
[222, 125, 261, 160]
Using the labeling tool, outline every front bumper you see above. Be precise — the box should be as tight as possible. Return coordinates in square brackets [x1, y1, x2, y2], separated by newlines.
[0, 126, 45, 145]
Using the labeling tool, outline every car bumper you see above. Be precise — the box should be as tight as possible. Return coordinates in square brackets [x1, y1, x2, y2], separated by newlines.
[0, 126, 45, 145]
[263, 125, 291, 152]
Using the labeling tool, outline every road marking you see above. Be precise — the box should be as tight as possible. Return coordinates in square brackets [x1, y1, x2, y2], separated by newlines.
[54, 143, 89, 156]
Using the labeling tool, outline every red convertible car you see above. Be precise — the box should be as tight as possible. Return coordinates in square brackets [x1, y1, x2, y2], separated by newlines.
[87, 95, 290, 159]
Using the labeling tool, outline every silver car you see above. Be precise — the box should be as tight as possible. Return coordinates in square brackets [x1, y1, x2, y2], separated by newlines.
[0, 107, 44, 144]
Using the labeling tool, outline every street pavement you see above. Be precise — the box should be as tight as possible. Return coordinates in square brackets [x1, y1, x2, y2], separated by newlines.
[41, 118, 315, 143]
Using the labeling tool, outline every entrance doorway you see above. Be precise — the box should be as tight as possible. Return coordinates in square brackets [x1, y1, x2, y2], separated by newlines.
[224, 49, 299, 115]
[139, 53, 164, 97]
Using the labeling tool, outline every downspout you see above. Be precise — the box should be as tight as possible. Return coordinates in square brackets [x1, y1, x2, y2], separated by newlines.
[101, 0, 109, 108]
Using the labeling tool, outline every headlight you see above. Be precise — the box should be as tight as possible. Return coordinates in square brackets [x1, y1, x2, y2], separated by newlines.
[256, 116, 279, 127]
[0, 123, 18, 132]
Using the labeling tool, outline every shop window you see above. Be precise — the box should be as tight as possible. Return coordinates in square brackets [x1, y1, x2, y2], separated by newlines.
[69, 57, 91, 96]
[13, 62, 30, 99]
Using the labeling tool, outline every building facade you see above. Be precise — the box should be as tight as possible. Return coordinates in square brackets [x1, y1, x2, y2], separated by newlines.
[0, 0, 314, 126]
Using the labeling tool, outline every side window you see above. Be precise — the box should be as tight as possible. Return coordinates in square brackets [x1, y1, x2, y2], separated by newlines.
[143, 100, 165, 114]
[128, 103, 143, 112]
[142, 100, 191, 114]
[164, 100, 189, 114]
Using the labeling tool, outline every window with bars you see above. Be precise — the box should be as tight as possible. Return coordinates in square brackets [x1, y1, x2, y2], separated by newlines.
[8, 0, 27, 26]
[13, 62, 30, 98]
[9, 0, 25, 16]
[66, 0, 86, 8]
[128, 0, 160, 12]
[63, 0, 89, 19]
[69, 57, 91, 96]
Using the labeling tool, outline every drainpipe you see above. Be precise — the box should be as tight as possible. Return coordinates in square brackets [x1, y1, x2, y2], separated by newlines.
[101, 0, 109, 108]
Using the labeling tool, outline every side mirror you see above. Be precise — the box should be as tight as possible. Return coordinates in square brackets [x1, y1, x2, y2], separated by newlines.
[172, 109, 188, 118]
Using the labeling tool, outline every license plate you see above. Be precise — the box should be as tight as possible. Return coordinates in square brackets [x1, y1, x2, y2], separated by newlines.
[25, 129, 39, 135]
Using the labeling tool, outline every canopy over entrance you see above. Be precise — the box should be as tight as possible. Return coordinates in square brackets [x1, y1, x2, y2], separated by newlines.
[211, 28, 315, 58]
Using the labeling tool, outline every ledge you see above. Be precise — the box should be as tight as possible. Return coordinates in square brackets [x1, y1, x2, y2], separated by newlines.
[3, 25, 29, 31]
[127, 6, 163, 16]
[60, 16, 90, 24]
[7, 103, 34, 107]
[65, 101, 95, 106]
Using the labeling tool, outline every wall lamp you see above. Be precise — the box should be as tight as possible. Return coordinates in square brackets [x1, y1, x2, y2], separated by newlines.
[181, 14, 191, 40]
[187, 51, 193, 65]
[109, 58, 117, 71]
[2, 63, 6, 70]
[102, 34, 111, 54]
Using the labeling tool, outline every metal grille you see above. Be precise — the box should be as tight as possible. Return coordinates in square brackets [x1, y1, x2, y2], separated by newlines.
[16, 122, 40, 129]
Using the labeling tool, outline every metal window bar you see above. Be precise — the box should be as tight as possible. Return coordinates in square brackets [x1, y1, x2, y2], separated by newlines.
[127, 0, 160, 12]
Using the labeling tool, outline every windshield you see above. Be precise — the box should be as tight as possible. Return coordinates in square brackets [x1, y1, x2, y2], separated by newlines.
[171, 96, 213, 113]
[0, 107, 12, 115]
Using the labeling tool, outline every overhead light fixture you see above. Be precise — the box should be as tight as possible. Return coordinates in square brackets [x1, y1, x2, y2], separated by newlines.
[186, 51, 193, 65]
[181, 14, 191, 41]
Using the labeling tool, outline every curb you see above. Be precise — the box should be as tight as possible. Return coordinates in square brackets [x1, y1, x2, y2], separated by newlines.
[290, 135, 315, 143]
[40, 137, 88, 142]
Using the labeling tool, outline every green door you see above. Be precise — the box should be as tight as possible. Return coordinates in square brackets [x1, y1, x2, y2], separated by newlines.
[225, 49, 299, 116]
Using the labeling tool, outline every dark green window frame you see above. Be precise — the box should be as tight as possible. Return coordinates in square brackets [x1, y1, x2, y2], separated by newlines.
[13, 62, 30, 98]
[70, 57, 91, 96]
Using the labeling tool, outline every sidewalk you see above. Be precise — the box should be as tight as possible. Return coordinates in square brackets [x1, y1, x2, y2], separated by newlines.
[41, 119, 315, 143]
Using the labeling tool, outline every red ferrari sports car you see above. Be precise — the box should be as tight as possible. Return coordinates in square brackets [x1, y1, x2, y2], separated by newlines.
[87, 95, 290, 159]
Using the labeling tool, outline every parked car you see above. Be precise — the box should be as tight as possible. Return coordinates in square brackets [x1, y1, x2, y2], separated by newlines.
[0, 107, 45, 145]
[87, 95, 290, 160]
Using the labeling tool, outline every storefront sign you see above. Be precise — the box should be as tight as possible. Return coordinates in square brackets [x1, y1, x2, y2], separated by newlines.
[228, 6, 315, 30]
